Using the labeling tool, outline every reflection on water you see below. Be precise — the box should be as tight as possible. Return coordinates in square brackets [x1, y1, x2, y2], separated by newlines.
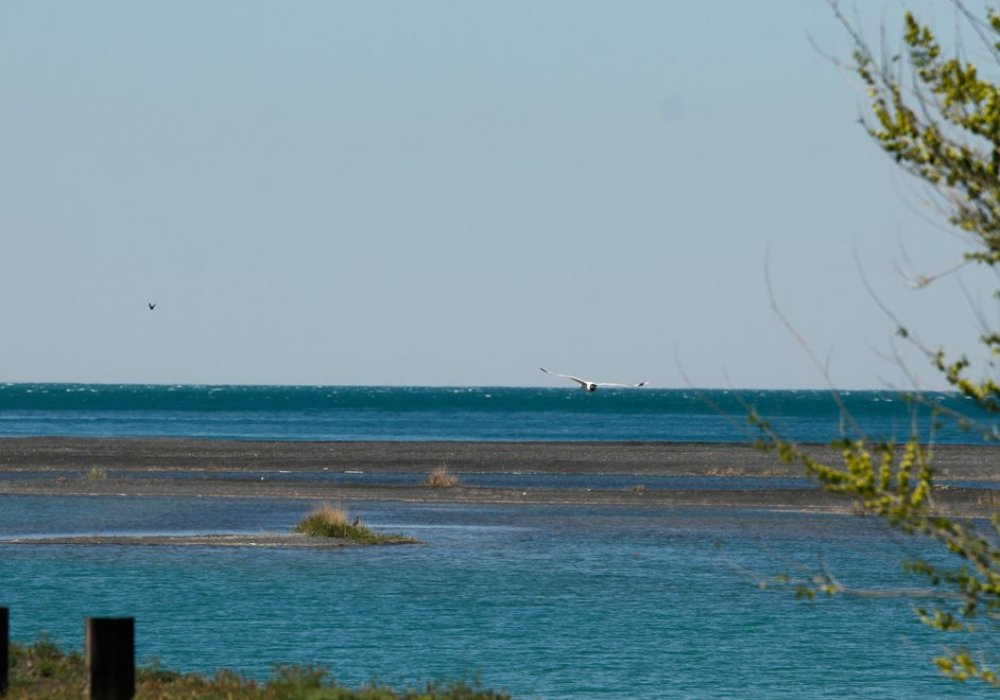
[0, 495, 993, 699]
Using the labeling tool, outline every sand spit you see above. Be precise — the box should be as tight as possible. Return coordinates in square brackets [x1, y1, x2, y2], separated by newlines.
[0, 533, 367, 548]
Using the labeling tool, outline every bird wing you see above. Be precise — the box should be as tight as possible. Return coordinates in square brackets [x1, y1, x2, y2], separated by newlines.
[594, 380, 648, 388]
[539, 367, 590, 388]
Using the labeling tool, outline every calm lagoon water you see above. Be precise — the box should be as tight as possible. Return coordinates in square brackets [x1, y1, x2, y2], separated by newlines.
[0, 495, 992, 699]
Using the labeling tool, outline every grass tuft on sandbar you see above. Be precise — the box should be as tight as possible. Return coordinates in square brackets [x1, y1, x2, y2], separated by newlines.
[294, 503, 417, 545]
[423, 465, 460, 487]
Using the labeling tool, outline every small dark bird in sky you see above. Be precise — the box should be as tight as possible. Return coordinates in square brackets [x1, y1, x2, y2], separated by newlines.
[148, 302, 156, 310]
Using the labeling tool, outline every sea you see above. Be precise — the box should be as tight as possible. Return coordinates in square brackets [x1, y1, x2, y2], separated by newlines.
[0, 384, 997, 698]
[0, 383, 989, 443]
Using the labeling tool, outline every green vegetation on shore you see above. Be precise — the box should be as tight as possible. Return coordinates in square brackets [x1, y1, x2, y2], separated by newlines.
[6, 637, 509, 699]
[294, 503, 418, 545]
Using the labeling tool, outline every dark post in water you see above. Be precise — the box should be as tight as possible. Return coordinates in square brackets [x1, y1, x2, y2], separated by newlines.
[85, 617, 134, 700]
[0, 607, 8, 697]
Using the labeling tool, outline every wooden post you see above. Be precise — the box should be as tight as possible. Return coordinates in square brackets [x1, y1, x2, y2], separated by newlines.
[0, 607, 8, 697]
[85, 617, 134, 700]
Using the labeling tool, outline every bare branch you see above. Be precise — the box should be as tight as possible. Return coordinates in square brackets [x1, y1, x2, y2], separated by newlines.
[765, 254, 864, 438]
[953, 0, 1000, 66]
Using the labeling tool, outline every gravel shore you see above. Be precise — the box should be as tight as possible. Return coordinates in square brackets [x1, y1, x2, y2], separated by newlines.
[0, 436, 995, 476]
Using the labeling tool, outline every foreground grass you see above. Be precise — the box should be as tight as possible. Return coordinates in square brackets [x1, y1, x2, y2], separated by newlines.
[8, 638, 510, 699]
[294, 504, 418, 545]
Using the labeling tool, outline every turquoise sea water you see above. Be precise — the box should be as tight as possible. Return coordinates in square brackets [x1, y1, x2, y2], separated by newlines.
[0, 383, 988, 442]
[0, 384, 997, 697]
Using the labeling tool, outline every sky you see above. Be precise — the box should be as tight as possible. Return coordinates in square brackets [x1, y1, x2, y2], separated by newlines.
[0, 0, 993, 389]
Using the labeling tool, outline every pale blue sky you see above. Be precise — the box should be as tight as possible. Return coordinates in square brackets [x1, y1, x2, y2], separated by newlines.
[0, 1, 989, 388]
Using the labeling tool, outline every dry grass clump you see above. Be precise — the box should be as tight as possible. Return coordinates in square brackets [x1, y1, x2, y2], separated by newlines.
[423, 465, 460, 488]
[84, 467, 107, 481]
[300, 503, 350, 530]
[704, 466, 744, 477]
[294, 503, 416, 545]
[977, 490, 1000, 507]
[703, 466, 788, 477]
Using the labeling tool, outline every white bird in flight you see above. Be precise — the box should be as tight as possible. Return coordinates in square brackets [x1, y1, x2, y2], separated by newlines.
[539, 367, 648, 392]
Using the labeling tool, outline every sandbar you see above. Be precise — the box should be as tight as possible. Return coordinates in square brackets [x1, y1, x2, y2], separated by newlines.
[0, 437, 995, 516]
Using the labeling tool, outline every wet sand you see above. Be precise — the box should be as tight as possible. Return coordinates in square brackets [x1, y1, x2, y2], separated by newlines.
[0, 437, 995, 513]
